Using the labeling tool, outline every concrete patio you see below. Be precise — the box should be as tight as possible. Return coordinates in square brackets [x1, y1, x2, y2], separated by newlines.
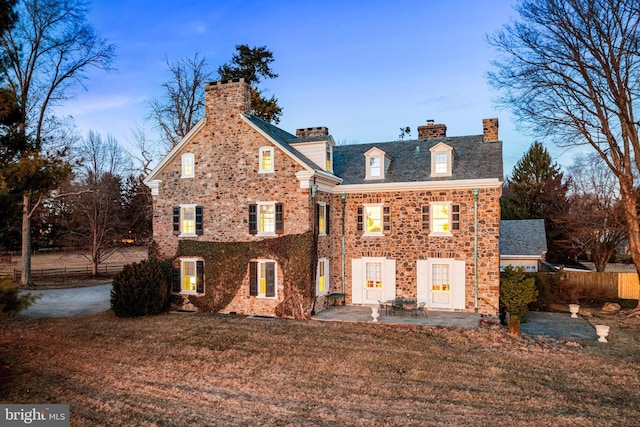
[311, 305, 599, 340]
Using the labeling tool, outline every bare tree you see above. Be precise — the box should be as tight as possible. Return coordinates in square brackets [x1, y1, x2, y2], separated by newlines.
[555, 155, 627, 271]
[64, 131, 129, 275]
[0, 0, 115, 285]
[489, 0, 640, 311]
[148, 52, 212, 151]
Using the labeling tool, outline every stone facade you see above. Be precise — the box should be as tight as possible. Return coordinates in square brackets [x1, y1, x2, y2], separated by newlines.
[145, 78, 503, 318]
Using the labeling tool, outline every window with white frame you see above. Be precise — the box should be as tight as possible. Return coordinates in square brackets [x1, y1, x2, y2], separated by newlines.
[259, 202, 275, 234]
[173, 205, 203, 236]
[318, 202, 327, 235]
[317, 258, 329, 296]
[249, 260, 277, 298]
[325, 144, 332, 171]
[249, 202, 283, 235]
[369, 156, 381, 177]
[429, 202, 460, 234]
[259, 147, 274, 173]
[430, 142, 453, 177]
[365, 261, 383, 289]
[181, 153, 194, 178]
[173, 258, 204, 294]
[364, 204, 383, 235]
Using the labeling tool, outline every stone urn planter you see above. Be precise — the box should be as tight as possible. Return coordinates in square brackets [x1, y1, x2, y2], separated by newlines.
[569, 304, 580, 318]
[370, 305, 380, 322]
[595, 325, 610, 343]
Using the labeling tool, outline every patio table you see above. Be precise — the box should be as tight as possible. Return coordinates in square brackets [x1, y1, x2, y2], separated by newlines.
[386, 298, 418, 316]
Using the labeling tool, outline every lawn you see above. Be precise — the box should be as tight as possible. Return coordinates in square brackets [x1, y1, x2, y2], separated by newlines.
[1, 310, 639, 426]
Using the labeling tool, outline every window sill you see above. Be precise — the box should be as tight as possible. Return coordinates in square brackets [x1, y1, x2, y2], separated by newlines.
[180, 175, 194, 179]
[429, 232, 453, 237]
[363, 232, 384, 237]
[180, 291, 200, 295]
[258, 170, 274, 174]
[257, 232, 277, 237]
[178, 233, 197, 238]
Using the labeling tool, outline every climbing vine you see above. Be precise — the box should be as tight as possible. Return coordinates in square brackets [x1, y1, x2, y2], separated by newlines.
[173, 232, 316, 318]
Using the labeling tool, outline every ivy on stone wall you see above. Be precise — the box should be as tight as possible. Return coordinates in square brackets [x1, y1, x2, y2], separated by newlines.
[174, 232, 316, 319]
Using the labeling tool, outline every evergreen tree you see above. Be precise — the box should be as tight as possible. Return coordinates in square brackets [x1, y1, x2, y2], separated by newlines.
[501, 142, 571, 263]
[217, 44, 282, 123]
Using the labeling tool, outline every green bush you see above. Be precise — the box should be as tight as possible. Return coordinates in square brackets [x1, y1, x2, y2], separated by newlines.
[0, 277, 38, 314]
[500, 266, 538, 324]
[527, 272, 556, 311]
[111, 260, 170, 317]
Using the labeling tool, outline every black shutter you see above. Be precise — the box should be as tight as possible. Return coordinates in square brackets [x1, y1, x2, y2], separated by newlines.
[266, 262, 275, 297]
[195, 206, 203, 235]
[249, 204, 257, 234]
[357, 207, 363, 231]
[249, 261, 258, 296]
[172, 265, 180, 292]
[422, 205, 430, 231]
[196, 260, 204, 293]
[452, 204, 460, 230]
[326, 204, 330, 234]
[275, 203, 284, 234]
[173, 207, 180, 234]
[383, 206, 391, 231]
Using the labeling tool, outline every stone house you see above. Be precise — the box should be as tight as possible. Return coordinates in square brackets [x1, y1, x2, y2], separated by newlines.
[144, 78, 503, 317]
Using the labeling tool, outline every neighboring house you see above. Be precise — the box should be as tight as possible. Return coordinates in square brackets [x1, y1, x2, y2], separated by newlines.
[499, 219, 547, 272]
[144, 78, 503, 317]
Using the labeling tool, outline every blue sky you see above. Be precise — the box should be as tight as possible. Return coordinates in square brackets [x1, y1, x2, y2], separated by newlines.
[58, 0, 577, 175]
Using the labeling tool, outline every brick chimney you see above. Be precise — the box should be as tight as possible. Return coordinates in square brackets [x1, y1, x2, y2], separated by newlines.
[296, 127, 329, 138]
[482, 118, 499, 142]
[418, 120, 447, 139]
[205, 78, 251, 118]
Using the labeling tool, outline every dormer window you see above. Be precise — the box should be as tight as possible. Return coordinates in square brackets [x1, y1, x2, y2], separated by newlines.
[259, 147, 274, 173]
[181, 153, 194, 178]
[430, 142, 453, 177]
[364, 147, 390, 180]
[325, 144, 332, 171]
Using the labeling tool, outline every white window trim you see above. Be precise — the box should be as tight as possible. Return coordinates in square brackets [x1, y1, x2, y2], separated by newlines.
[259, 147, 274, 174]
[363, 203, 384, 237]
[366, 155, 383, 179]
[325, 144, 333, 172]
[181, 153, 195, 178]
[180, 257, 200, 294]
[318, 202, 327, 236]
[429, 202, 453, 237]
[179, 204, 197, 237]
[256, 201, 277, 236]
[430, 143, 453, 177]
[255, 259, 278, 299]
[316, 258, 329, 296]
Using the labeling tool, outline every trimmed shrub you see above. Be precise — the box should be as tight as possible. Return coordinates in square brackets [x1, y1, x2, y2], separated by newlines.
[111, 260, 170, 317]
[500, 266, 538, 334]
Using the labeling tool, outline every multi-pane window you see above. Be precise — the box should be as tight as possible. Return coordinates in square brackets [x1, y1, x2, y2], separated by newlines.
[369, 157, 381, 177]
[249, 260, 277, 298]
[249, 203, 284, 235]
[365, 261, 383, 289]
[435, 152, 448, 174]
[172, 258, 204, 294]
[317, 259, 329, 296]
[317, 203, 329, 235]
[173, 205, 203, 236]
[259, 147, 274, 173]
[326, 145, 332, 171]
[181, 153, 194, 178]
[365, 205, 382, 234]
[429, 203, 460, 234]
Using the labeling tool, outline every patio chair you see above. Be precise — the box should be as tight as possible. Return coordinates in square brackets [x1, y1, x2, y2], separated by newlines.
[378, 300, 388, 316]
[414, 302, 427, 318]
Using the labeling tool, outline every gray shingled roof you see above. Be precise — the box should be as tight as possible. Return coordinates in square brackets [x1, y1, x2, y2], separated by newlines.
[333, 137, 503, 184]
[244, 114, 503, 184]
[243, 114, 323, 172]
[500, 219, 548, 257]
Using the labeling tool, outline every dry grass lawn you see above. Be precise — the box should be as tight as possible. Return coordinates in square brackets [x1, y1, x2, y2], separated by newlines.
[1, 309, 639, 426]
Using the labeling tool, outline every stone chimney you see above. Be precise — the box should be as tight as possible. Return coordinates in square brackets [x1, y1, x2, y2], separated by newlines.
[205, 78, 251, 118]
[296, 127, 329, 138]
[418, 120, 447, 139]
[482, 118, 499, 142]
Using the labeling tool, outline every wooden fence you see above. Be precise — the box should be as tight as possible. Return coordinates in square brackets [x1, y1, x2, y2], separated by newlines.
[562, 271, 639, 300]
[10, 263, 126, 281]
